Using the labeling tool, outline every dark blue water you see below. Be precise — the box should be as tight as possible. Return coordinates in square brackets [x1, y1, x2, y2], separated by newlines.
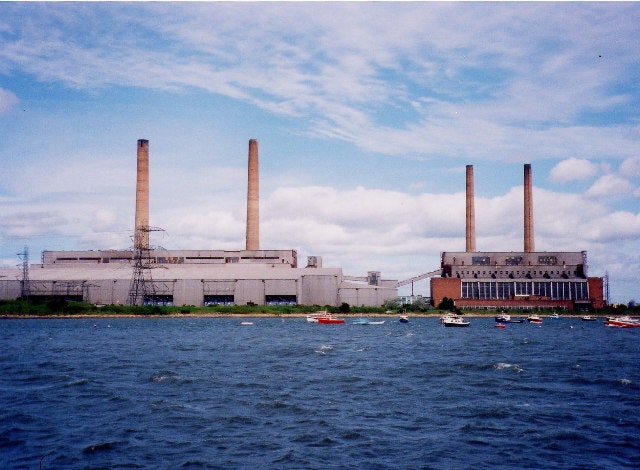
[1, 317, 639, 469]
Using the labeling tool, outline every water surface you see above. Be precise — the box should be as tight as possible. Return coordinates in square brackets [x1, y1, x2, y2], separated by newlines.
[1, 317, 639, 469]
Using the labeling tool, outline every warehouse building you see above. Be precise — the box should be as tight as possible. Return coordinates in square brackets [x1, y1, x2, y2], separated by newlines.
[0, 139, 397, 307]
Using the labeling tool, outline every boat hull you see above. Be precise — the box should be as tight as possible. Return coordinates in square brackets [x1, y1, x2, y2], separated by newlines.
[443, 321, 470, 327]
[317, 318, 345, 324]
[603, 317, 640, 328]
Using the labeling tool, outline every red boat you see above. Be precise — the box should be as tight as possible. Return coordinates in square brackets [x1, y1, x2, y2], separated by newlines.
[317, 316, 345, 324]
[604, 316, 640, 328]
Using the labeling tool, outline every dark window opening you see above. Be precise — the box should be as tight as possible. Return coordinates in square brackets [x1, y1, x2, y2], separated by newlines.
[265, 295, 297, 306]
[144, 295, 173, 306]
[204, 295, 234, 306]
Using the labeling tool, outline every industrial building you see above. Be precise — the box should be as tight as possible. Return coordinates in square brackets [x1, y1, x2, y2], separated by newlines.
[430, 164, 605, 312]
[0, 139, 397, 307]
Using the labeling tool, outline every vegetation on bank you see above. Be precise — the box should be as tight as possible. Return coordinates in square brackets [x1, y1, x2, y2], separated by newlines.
[0, 298, 637, 317]
[0, 299, 389, 317]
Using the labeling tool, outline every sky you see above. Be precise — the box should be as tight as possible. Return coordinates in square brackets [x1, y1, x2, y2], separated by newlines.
[0, 2, 639, 303]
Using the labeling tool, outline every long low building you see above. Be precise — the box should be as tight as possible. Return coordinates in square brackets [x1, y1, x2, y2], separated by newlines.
[0, 249, 397, 307]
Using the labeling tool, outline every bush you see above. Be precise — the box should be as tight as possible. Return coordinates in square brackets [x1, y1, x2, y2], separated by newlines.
[437, 297, 456, 311]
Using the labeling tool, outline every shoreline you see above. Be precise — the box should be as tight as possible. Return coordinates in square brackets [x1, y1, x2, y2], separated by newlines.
[1, 312, 594, 320]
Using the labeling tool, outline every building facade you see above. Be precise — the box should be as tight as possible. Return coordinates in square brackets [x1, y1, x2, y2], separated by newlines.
[0, 249, 397, 308]
[431, 251, 605, 311]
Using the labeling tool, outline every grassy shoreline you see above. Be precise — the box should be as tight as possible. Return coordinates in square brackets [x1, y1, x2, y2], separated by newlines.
[0, 312, 604, 320]
[1, 299, 626, 319]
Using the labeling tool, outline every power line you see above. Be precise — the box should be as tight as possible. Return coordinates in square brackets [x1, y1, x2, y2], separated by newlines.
[128, 226, 165, 306]
[17, 246, 30, 300]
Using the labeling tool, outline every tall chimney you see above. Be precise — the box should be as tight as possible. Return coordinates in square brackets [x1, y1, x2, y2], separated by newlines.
[524, 163, 535, 252]
[465, 164, 476, 252]
[245, 139, 260, 251]
[134, 139, 150, 250]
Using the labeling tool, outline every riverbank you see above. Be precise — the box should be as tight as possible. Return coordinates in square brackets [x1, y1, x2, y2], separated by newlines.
[1, 312, 599, 319]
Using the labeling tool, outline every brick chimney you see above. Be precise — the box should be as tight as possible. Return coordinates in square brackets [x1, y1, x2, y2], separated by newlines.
[246, 139, 260, 250]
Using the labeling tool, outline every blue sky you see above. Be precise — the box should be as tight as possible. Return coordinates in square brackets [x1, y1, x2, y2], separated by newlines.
[0, 2, 639, 303]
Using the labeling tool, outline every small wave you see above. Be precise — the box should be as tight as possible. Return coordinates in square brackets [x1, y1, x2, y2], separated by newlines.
[272, 449, 297, 464]
[181, 459, 211, 468]
[493, 362, 524, 373]
[314, 345, 333, 355]
[64, 378, 88, 387]
[308, 437, 337, 447]
[82, 441, 119, 454]
[149, 371, 179, 383]
[618, 378, 632, 386]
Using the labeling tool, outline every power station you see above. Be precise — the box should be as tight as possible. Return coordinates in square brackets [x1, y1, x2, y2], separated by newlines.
[0, 139, 397, 307]
[430, 164, 605, 312]
[0, 140, 605, 311]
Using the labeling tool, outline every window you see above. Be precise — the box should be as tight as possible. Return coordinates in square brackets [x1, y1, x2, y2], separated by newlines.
[265, 295, 297, 306]
[204, 295, 234, 306]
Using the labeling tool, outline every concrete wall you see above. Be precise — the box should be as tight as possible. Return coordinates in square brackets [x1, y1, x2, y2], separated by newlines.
[339, 285, 396, 307]
[300, 274, 339, 306]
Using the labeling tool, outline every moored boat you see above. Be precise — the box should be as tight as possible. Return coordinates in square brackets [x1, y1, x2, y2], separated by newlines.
[318, 316, 345, 324]
[443, 316, 470, 327]
[527, 315, 543, 324]
[306, 311, 328, 322]
[581, 315, 597, 321]
[603, 316, 640, 328]
[399, 316, 409, 323]
[495, 313, 511, 323]
[354, 318, 385, 325]
[440, 313, 462, 323]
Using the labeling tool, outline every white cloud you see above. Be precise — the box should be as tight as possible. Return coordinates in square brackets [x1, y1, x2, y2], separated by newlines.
[587, 174, 635, 198]
[0, 87, 18, 114]
[1, 3, 639, 160]
[549, 158, 599, 184]
[619, 156, 640, 178]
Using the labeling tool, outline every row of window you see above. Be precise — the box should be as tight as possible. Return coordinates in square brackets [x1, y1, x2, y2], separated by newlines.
[202, 295, 298, 306]
[456, 270, 578, 278]
[469, 256, 558, 266]
[461, 281, 589, 300]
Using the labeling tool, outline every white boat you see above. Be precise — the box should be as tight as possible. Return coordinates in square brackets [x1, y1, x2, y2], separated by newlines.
[527, 315, 543, 323]
[549, 313, 560, 319]
[603, 316, 640, 328]
[440, 313, 462, 323]
[307, 310, 345, 324]
[353, 318, 385, 325]
[495, 313, 511, 323]
[240, 321, 253, 325]
[442, 316, 470, 327]
[306, 311, 328, 322]
[581, 315, 597, 321]
[399, 315, 409, 323]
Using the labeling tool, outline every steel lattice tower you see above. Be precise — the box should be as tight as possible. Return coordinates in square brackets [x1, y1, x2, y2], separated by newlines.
[17, 246, 30, 300]
[128, 226, 163, 306]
